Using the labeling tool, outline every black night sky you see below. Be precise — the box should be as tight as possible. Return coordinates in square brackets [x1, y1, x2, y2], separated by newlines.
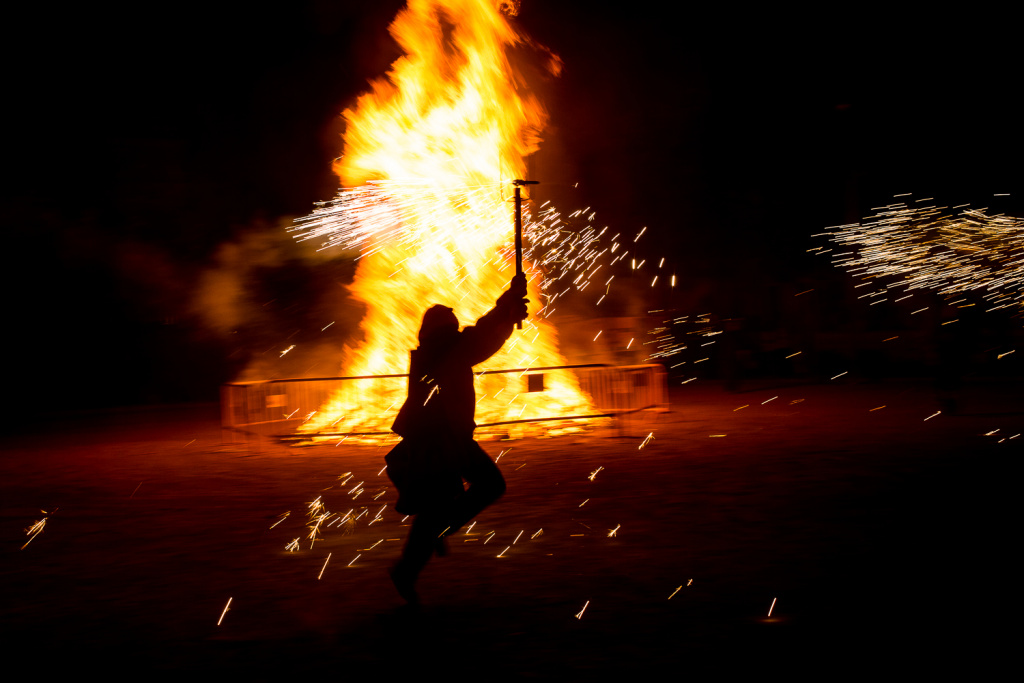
[2, 1, 1020, 417]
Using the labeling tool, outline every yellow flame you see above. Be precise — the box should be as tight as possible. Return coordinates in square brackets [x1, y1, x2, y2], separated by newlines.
[301, 0, 593, 440]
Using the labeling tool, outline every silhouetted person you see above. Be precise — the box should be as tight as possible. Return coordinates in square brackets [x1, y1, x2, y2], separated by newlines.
[386, 274, 528, 604]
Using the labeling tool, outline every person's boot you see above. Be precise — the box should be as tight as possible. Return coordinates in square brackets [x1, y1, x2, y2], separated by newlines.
[389, 562, 420, 605]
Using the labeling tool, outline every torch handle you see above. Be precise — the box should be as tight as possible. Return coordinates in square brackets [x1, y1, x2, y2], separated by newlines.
[514, 185, 523, 329]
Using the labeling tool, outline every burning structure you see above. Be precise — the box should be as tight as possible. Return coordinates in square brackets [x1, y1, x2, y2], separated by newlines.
[282, 0, 609, 441]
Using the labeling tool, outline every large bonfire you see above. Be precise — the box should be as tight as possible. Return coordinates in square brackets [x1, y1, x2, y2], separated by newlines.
[296, 0, 595, 441]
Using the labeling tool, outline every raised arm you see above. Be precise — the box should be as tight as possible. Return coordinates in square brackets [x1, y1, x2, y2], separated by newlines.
[459, 274, 529, 366]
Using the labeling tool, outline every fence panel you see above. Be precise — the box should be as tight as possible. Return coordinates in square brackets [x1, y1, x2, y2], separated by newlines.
[222, 364, 668, 438]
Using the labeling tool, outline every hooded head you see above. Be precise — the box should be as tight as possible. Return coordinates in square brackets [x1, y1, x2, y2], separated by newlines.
[418, 304, 458, 345]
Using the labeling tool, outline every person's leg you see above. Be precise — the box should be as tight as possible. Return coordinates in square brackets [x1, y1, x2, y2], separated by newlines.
[443, 441, 505, 535]
[391, 505, 447, 603]
[390, 469, 464, 603]
[390, 443, 503, 601]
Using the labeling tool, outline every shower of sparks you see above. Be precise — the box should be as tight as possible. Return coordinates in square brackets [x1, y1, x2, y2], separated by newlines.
[293, 180, 492, 257]
[639, 432, 654, 449]
[286, 538, 300, 552]
[217, 598, 233, 626]
[607, 524, 620, 537]
[575, 600, 590, 619]
[270, 511, 290, 529]
[818, 198, 1024, 312]
[291, 180, 670, 324]
[588, 466, 604, 481]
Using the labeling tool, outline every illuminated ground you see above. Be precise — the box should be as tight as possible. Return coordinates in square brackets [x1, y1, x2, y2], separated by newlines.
[1, 380, 1018, 677]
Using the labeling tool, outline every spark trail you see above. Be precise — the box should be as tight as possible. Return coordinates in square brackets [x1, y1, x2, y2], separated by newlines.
[816, 198, 1024, 313]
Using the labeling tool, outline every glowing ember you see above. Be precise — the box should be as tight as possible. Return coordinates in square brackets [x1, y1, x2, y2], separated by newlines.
[293, 0, 598, 441]
[217, 597, 233, 626]
[317, 553, 332, 580]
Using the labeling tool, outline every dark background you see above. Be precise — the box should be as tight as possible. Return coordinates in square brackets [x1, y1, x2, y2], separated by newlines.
[2, 1, 1020, 415]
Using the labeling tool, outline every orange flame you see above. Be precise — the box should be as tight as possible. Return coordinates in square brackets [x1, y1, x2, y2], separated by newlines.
[300, 0, 594, 440]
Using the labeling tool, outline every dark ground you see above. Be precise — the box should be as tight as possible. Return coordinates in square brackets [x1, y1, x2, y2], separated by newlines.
[1, 380, 1019, 678]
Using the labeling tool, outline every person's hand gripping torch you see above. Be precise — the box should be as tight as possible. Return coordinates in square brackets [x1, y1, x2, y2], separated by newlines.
[512, 179, 538, 329]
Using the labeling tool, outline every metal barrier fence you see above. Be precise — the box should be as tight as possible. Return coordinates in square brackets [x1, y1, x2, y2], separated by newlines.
[221, 363, 668, 439]
[574, 364, 669, 417]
